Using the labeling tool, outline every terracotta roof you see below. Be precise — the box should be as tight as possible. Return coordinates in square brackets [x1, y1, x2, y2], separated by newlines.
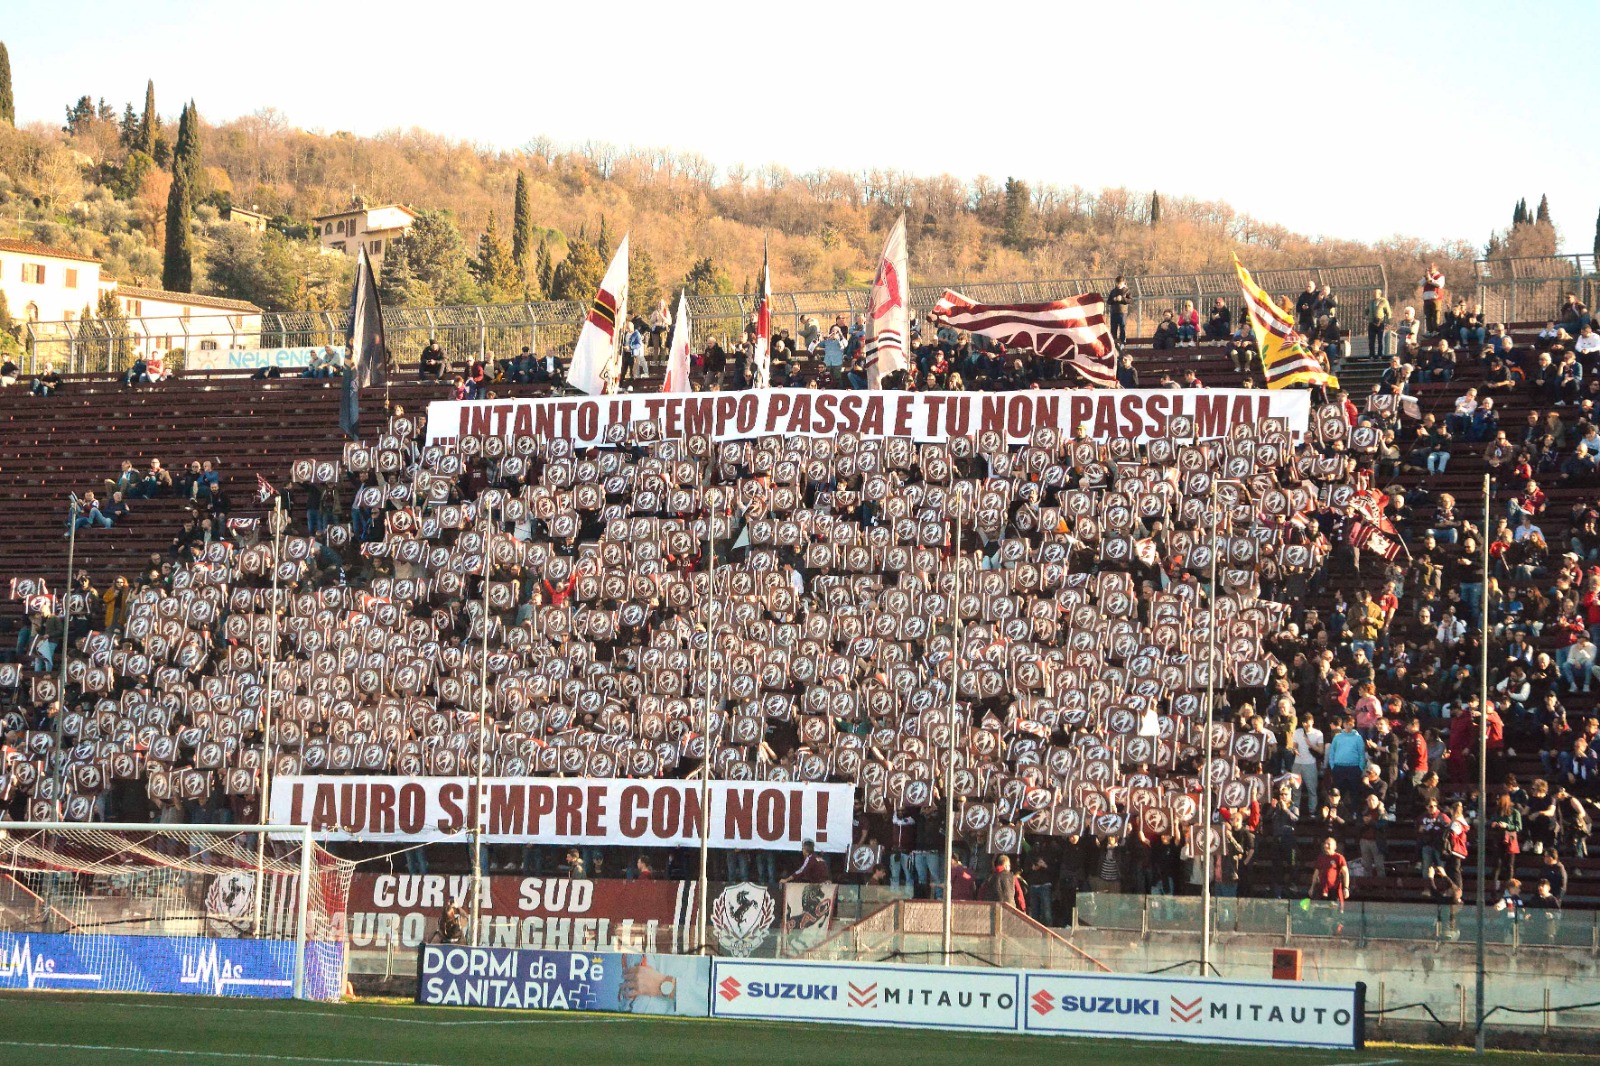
[115, 286, 262, 314]
[0, 238, 101, 264]
[312, 203, 418, 222]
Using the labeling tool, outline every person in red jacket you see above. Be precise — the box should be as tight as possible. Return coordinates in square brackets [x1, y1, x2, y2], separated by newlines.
[1309, 837, 1350, 907]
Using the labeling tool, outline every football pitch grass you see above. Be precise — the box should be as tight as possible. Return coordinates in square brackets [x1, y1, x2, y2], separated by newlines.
[0, 992, 1593, 1066]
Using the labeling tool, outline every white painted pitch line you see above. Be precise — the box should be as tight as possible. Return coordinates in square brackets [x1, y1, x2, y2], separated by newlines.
[1320, 1059, 1404, 1066]
[0, 1041, 455, 1066]
[133, 1000, 639, 1026]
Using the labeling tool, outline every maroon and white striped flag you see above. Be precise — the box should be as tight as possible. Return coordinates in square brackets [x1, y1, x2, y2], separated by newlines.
[256, 474, 276, 503]
[931, 290, 1119, 387]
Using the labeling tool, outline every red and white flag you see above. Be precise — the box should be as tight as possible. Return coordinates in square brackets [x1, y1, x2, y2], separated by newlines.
[256, 474, 276, 503]
[568, 234, 630, 395]
[751, 240, 772, 389]
[663, 289, 692, 394]
[1348, 519, 1403, 561]
[931, 289, 1118, 387]
[865, 214, 909, 384]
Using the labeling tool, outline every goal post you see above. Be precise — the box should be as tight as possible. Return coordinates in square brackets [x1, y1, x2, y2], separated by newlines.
[0, 821, 352, 1001]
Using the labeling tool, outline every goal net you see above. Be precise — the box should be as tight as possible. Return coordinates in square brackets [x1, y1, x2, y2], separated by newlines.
[0, 822, 353, 1001]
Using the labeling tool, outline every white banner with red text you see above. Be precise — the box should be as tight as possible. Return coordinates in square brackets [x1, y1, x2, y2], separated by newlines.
[268, 777, 854, 852]
[426, 388, 1309, 448]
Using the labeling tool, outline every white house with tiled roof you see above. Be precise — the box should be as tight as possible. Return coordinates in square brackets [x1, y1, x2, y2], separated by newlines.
[0, 238, 104, 325]
[0, 237, 264, 363]
[313, 198, 416, 271]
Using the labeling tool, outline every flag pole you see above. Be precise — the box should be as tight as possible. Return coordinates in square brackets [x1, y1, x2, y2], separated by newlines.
[471, 502, 493, 945]
[942, 486, 964, 965]
[1475, 472, 1490, 1054]
[252, 494, 284, 937]
[695, 485, 714, 955]
[1201, 478, 1218, 977]
[54, 495, 80, 778]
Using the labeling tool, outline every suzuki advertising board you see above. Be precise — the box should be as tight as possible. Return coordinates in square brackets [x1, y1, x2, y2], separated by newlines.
[416, 946, 709, 1016]
[1023, 971, 1362, 1048]
[710, 958, 1020, 1033]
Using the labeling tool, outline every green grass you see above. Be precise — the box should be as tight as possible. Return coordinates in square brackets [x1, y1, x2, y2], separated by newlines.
[0, 992, 1588, 1066]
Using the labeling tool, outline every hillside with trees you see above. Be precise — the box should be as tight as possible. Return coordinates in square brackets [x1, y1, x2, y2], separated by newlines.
[0, 60, 1570, 322]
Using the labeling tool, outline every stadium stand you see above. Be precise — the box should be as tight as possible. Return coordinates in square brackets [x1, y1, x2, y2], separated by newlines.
[5, 286, 1600, 930]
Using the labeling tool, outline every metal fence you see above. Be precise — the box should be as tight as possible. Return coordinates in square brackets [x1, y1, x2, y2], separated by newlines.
[22, 263, 1390, 374]
[1475, 253, 1600, 326]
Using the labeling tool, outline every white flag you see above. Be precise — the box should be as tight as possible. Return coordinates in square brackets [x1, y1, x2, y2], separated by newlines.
[865, 213, 909, 384]
[567, 234, 630, 395]
[663, 289, 692, 394]
[751, 241, 771, 389]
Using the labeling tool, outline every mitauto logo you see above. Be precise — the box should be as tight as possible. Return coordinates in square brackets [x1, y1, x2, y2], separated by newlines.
[718, 976, 742, 1002]
[1030, 988, 1056, 1016]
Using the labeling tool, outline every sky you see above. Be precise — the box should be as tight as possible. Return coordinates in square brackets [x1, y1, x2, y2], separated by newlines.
[5, 0, 1596, 252]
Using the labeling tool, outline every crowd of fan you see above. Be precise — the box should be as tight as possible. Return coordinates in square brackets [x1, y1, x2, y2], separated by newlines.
[7, 284, 1600, 930]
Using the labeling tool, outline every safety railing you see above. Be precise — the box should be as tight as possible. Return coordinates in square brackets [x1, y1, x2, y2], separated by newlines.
[1475, 253, 1600, 326]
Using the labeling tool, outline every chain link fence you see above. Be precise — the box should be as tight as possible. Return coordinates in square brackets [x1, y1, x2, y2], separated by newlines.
[1475, 254, 1600, 327]
[23, 264, 1389, 374]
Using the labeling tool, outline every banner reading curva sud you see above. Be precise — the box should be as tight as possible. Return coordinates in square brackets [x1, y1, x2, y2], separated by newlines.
[343, 875, 693, 953]
[426, 388, 1310, 448]
[269, 777, 853, 852]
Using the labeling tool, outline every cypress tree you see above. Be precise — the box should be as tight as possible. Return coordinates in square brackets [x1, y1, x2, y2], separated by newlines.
[1149, 191, 1162, 226]
[137, 79, 157, 157]
[534, 239, 554, 299]
[1513, 199, 1526, 227]
[0, 42, 14, 127]
[171, 100, 201, 187]
[512, 171, 533, 277]
[596, 215, 612, 262]
[1592, 208, 1600, 262]
[1536, 194, 1552, 225]
[162, 103, 196, 292]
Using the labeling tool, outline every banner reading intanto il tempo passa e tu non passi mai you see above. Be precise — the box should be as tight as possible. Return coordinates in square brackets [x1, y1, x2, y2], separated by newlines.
[426, 388, 1309, 448]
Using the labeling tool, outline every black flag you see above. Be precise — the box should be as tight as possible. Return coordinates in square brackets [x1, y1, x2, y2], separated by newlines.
[341, 247, 388, 439]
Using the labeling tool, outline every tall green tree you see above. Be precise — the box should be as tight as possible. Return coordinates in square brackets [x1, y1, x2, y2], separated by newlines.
[549, 236, 606, 302]
[137, 79, 158, 157]
[0, 289, 21, 358]
[64, 95, 96, 135]
[1149, 191, 1162, 226]
[470, 211, 517, 300]
[171, 100, 201, 188]
[1536, 194, 1552, 225]
[596, 214, 613, 262]
[512, 171, 533, 278]
[380, 208, 472, 305]
[1002, 177, 1031, 249]
[1592, 208, 1600, 262]
[1513, 199, 1526, 227]
[683, 256, 734, 296]
[630, 248, 661, 317]
[162, 104, 197, 292]
[0, 42, 13, 127]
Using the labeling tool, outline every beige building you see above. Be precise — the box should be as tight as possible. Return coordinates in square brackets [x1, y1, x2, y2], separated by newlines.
[313, 199, 417, 271]
[0, 238, 104, 325]
[222, 205, 270, 233]
[113, 285, 263, 356]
